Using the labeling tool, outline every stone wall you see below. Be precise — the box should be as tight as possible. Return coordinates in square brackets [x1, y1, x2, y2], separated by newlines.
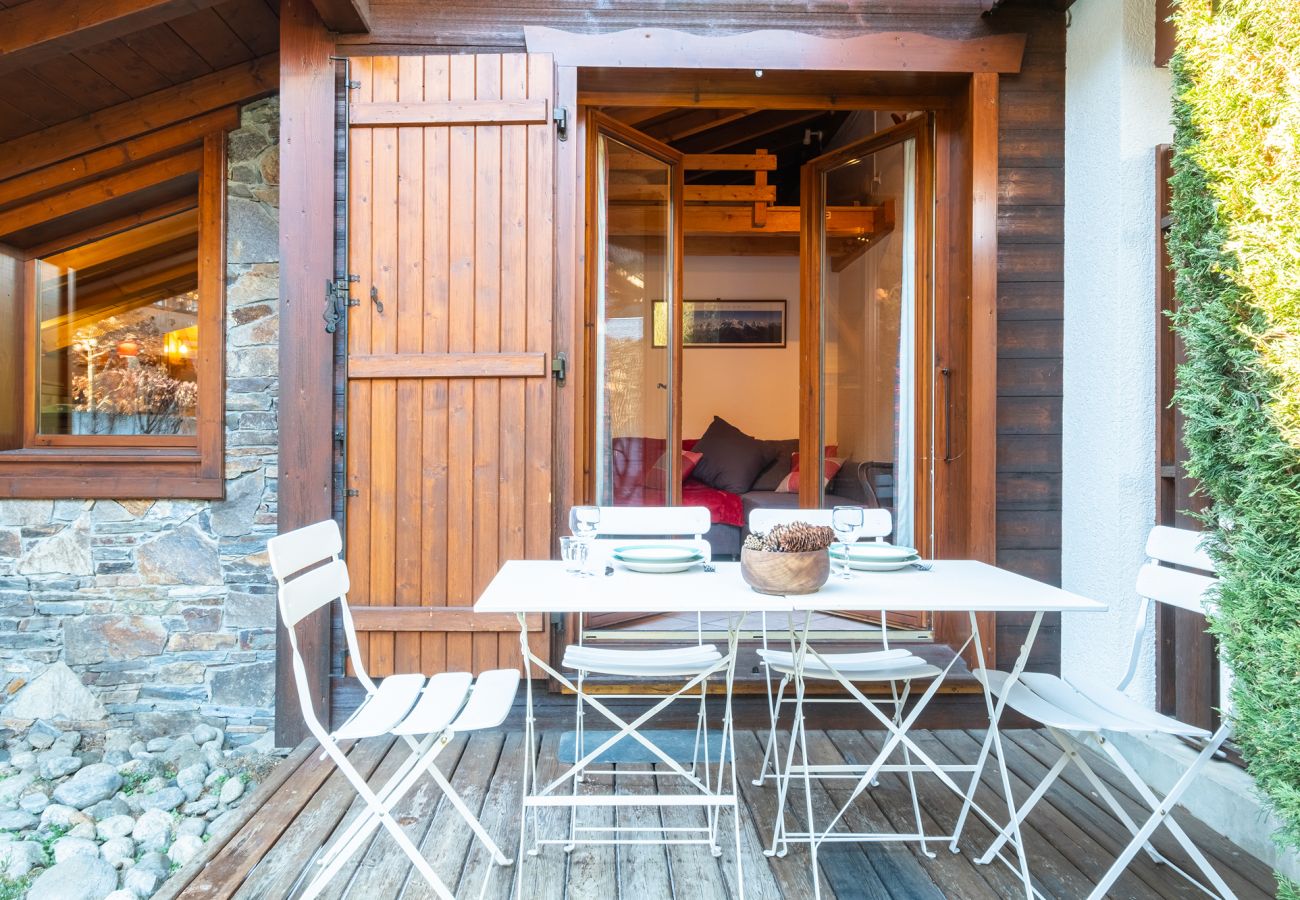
[0, 98, 281, 741]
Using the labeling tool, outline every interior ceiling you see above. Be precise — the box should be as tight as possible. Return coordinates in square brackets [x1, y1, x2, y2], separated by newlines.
[0, 0, 278, 146]
[606, 107, 857, 202]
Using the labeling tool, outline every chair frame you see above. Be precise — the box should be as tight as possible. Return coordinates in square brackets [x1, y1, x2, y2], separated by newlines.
[963, 525, 1237, 900]
[268, 520, 515, 900]
[543, 505, 742, 867]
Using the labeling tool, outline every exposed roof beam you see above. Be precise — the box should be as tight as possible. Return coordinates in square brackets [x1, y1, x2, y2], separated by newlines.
[0, 54, 276, 181]
[0, 0, 224, 75]
[644, 109, 758, 144]
[308, 0, 372, 33]
[0, 107, 238, 209]
[0, 149, 201, 239]
[684, 111, 826, 155]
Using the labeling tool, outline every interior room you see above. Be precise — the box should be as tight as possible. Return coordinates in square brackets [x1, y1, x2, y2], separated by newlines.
[588, 105, 930, 640]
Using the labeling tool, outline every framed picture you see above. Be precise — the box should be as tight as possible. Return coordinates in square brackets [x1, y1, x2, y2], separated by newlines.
[652, 299, 787, 348]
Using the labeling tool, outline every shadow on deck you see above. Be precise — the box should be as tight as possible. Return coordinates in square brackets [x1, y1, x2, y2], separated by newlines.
[159, 727, 1276, 899]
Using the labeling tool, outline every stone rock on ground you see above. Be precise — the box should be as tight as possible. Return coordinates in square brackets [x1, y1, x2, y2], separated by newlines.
[39, 754, 82, 779]
[52, 763, 123, 809]
[26, 720, 61, 749]
[99, 835, 134, 869]
[138, 785, 186, 812]
[26, 853, 118, 900]
[219, 775, 245, 805]
[0, 772, 34, 802]
[0, 810, 36, 831]
[0, 840, 43, 879]
[169, 832, 204, 866]
[132, 808, 174, 852]
[51, 835, 99, 863]
[97, 815, 135, 841]
[1, 661, 108, 721]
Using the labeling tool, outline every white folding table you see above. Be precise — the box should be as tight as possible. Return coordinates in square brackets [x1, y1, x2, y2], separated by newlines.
[782, 561, 1107, 898]
[475, 558, 1105, 900]
[474, 559, 791, 899]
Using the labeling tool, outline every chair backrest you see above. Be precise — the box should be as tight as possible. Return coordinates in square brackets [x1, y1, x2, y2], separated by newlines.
[267, 520, 376, 711]
[1117, 525, 1217, 691]
[593, 505, 710, 538]
[748, 506, 892, 541]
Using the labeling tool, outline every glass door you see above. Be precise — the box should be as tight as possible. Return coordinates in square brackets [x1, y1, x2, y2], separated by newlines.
[801, 116, 933, 629]
[589, 113, 684, 508]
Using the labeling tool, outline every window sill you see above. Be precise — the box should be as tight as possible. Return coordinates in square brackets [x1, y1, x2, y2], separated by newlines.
[0, 448, 223, 500]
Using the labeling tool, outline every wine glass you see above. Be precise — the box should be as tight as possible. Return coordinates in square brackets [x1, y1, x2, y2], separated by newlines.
[569, 505, 600, 575]
[831, 505, 864, 580]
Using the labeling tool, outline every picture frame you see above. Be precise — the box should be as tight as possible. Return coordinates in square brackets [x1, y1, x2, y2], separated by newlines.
[652, 299, 787, 348]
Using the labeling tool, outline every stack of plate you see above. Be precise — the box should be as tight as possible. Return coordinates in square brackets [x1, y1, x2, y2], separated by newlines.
[829, 542, 921, 572]
[612, 544, 704, 574]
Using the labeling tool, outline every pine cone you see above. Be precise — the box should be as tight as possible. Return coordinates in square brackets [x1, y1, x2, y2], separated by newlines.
[763, 522, 835, 552]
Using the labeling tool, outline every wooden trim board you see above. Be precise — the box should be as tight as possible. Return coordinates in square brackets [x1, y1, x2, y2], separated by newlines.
[348, 351, 546, 378]
[349, 99, 548, 125]
[349, 608, 544, 632]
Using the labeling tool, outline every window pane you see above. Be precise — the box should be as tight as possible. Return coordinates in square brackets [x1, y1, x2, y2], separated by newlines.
[593, 135, 674, 507]
[36, 210, 200, 437]
[821, 138, 917, 546]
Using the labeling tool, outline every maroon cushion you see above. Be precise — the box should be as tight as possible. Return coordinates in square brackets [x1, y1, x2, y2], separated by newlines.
[689, 417, 773, 495]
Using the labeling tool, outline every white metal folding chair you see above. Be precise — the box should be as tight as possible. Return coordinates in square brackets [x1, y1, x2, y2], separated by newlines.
[557, 505, 737, 856]
[268, 520, 520, 900]
[747, 507, 958, 866]
[966, 525, 1237, 899]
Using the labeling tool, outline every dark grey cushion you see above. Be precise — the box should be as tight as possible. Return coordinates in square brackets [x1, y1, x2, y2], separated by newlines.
[690, 417, 773, 495]
[751, 439, 799, 492]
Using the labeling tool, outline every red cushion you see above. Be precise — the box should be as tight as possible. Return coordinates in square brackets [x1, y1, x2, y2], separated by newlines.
[682, 478, 744, 527]
[776, 452, 844, 493]
[642, 449, 703, 491]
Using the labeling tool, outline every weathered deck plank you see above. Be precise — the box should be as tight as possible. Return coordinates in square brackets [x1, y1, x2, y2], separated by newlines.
[160, 728, 1277, 900]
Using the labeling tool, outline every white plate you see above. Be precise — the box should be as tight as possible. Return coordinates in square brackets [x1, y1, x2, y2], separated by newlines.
[616, 557, 703, 574]
[612, 544, 704, 563]
[832, 557, 920, 572]
[831, 543, 918, 561]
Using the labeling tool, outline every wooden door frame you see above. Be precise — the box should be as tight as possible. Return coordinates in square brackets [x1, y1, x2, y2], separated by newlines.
[799, 114, 935, 634]
[582, 111, 686, 508]
[553, 42, 1009, 671]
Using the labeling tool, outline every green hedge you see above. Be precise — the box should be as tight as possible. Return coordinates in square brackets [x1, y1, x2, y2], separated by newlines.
[1170, 1, 1300, 893]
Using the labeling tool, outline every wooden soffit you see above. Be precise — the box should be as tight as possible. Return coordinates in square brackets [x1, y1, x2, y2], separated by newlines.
[525, 26, 1026, 74]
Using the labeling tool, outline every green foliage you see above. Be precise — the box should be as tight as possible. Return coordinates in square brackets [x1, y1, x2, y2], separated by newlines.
[1169, 1, 1300, 894]
[0, 876, 30, 900]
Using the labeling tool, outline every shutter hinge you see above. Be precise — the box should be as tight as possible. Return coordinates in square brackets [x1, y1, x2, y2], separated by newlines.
[344, 488, 359, 498]
[553, 105, 568, 142]
[551, 351, 567, 385]
[347, 80, 361, 90]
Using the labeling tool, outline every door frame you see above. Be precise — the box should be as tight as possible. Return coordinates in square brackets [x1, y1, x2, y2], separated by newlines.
[554, 48, 1012, 673]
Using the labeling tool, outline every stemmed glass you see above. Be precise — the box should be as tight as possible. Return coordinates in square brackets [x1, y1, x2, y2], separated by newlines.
[569, 505, 601, 576]
[831, 505, 864, 580]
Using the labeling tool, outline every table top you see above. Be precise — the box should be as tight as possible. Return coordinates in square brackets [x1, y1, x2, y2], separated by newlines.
[473, 559, 1107, 615]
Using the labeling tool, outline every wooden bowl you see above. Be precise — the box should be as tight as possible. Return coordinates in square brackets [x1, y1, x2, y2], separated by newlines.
[740, 547, 830, 595]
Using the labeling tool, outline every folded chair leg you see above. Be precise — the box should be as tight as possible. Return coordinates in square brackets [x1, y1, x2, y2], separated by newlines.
[1088, 730, 1237, 900]
[426, 759, 513, 865]
[317, 733, 439, 868]
[1060, 732, 1169, 866]
[976, 748, 1069, 864]
[753, 675, 790, 787]
[894, 680, 935, 859]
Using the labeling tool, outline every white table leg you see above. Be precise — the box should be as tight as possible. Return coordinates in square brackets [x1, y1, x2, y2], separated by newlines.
[950, 609, 1044, 899]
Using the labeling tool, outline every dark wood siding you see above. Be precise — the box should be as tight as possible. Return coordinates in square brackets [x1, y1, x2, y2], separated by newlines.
[340, 0, 1068, 676]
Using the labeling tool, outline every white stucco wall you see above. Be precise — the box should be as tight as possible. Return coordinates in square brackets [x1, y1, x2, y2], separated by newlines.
[1061, 0, 1172, 701]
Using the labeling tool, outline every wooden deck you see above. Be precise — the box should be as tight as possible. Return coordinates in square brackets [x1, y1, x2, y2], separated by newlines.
[163, 728, 1277, 900]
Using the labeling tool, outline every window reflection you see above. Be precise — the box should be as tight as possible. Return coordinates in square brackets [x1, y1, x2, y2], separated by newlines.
[36, 210, 200, 438]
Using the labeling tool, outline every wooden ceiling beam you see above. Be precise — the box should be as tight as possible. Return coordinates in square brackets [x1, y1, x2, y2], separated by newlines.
[580, 91, 950, 111]
[643, 108, 757, 143]
[609, 205, 880, 238]
[0, 149, 201, 239]
[25, 196, 198, 257]
[684, 111, 826, 154]
[308, 0, 372, 34]
[45, 209, 198, 268]
[0, 0, 225, 75]
[0, 107, 238, 209]
[608, 151, 778, 172]
[0, 54, 277, 182]
[608, 184, 777, 203]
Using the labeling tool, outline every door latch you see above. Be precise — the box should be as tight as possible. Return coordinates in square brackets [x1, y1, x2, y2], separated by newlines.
[553, 105, 568, 142]
[551, 351, 567, 385]
[323, 275, 360, 334]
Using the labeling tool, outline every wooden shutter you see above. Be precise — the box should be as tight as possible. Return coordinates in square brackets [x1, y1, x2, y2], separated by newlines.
[344, 54, 554, 676]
